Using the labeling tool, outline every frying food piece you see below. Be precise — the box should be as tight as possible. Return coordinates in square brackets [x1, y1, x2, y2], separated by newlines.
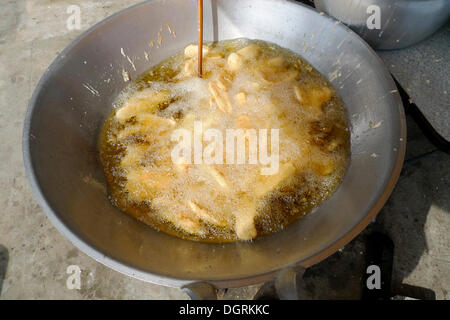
[184, 44, 210, 58]
[116, 114, 176, 141]
[116, 90, 170, 122]
[227, 53, 243, 71]
[235, 92, 246, 106]
[208, 81, 233, 113]
[216, 72, 233, 90]
[255, 163, 296, 197]
[226, 43, 262, 71]
[188, 201, 228, 227]
[234, 199, 258, 240]
[183, 59, 197, 77]
[257, 67, 298, 84]
[177, 215, 206, 236]
[293, 85, 332, 117]
[235, 113, 252, 129]
[125, 169, 173, 201]
[311, 160, 334, 176]
[266, 56, 285, 67]
[120, 144, 149, 167]
[236, 44, 261, 60]
[205, 165, 228, 189]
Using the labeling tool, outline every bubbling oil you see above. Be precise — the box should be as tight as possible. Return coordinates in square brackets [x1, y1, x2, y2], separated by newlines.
[99, 39, 350, 242]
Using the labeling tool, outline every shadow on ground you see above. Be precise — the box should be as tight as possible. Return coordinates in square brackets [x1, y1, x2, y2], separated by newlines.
[0, 245, 8, 297]
[298, 114, 449, 299]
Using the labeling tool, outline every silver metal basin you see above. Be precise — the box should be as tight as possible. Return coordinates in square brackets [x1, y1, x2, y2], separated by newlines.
[314, 0, 450, 50]
[23, 0, 406, 288]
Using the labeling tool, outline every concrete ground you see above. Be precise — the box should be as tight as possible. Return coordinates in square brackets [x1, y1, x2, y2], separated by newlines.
[0, 0, 448, 299]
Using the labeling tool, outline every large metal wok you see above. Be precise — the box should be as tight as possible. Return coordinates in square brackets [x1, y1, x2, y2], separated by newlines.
[23, 0, 406, 291]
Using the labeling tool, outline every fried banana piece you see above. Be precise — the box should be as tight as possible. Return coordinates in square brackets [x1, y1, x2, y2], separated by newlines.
[266, 56, 285, 67]
[117, 114, 176, 140]
[235, 92, 246, 106]
[257, 67, 298, 84]
[125, 169, 173, 201]
[120, 144, 148, 168]
[208, 81, 233, 113]
[235, 113, 252, 129]
[227, 53, 243, 72]
[188, 201, 228, 227]
[293, 85, 332, 117]
[311, 160, 335, 176]
[216, 73, 233, 91]
[204, 165, 228, 189]
[176, 215, 206, 236]
[151, 198, 207, 236]
[184, 44, 210, 58]
[234, 198, 257, 240]
[115, 90, 171, 122]
[227, 44, 261, 72]
[183, 59, 197, 77]
[255, 163, 296, 197]
[236, 44, 261, 61]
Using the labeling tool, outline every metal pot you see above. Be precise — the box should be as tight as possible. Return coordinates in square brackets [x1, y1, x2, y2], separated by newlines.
[23, 0, 406, 292]
[314, 0, 450, 50]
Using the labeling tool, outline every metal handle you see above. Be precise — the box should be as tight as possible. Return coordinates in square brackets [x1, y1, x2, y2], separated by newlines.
[182, 282, 218, 300]
[274, 266, 306, 300]
[182, 266, 306, 300]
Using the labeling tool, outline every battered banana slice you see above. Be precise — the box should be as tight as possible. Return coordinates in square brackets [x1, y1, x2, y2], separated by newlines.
[236, 44, 261, 60]
[227, 53, 243, 71]
[120, 144, 149, 168]
[115, 90, 171, 122]
[183, 59, 197, 77]
[254, 163, 296, 197]
[188, 201, 228, 227]
[176, 215, 206, 236]
[184, 44, 210, 58]
[125, 168, 173, 201]
[293, 85, 332, 117]
[234, 92, 246, 106]
[235, 113, 252, 129]
[234, 198, 258, 240]
[311, 160, 334, 176]
[116, 114, 175, 140]
[214, 72, 232, 89]
[208, 81, 233, 113]
[204, 165, 229, 189]
[256, 66, 298, 84]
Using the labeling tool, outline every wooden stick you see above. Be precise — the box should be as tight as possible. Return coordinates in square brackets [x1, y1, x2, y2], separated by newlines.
[197, 0, 203, 78]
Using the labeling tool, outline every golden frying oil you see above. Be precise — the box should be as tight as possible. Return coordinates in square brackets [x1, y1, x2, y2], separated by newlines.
[99, 39, 350, 242]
